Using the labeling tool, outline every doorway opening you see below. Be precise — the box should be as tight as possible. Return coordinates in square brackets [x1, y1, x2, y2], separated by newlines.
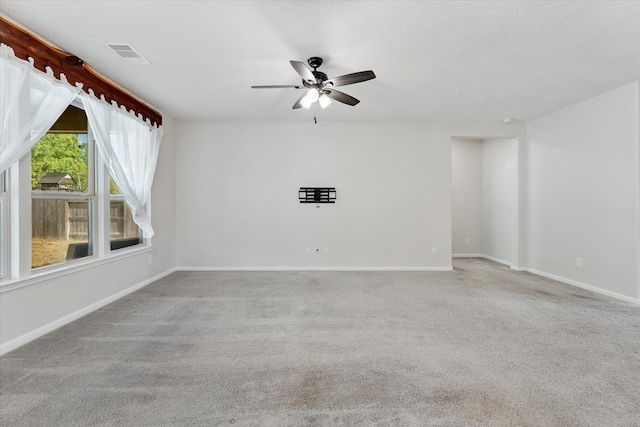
[451, 137, 520, 268]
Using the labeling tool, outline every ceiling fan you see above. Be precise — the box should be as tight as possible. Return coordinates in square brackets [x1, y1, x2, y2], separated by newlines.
[251, 57, 376, 110]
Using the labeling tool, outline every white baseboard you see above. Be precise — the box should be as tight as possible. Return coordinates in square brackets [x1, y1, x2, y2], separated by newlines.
[0, 268, 177, 356]
[527, 268, 640, 305]
[453, 254, 513, 267]
[454, 256, 637, 304]
[480, 255, 511, 266]
[176, 266, 453, 272]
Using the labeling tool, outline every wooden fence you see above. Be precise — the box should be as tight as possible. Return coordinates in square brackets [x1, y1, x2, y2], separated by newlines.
[32, 199, 138, 240]
[32, 199, 66, 240]
[110, 200, 139, 239]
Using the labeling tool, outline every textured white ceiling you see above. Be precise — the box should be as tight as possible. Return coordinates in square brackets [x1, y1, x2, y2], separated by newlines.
[1, 1, 638, 123]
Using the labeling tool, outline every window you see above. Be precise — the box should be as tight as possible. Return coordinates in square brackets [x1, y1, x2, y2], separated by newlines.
[25, 100, 148, 272]
[31, 110, 94, 268]
[0, 96, 155, 284]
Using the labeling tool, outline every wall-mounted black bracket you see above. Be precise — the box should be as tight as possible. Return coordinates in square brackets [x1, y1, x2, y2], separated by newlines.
[299, 187, 336, 204]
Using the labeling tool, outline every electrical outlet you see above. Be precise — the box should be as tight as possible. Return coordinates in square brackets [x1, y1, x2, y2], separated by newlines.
[324, 247, 329, 255]
[305, 247, 311, 254]
[432, 247, 438, 255]
[576, 257, 582, 267]
[464, 238, 469, 245]
[148, 255, 153, 264]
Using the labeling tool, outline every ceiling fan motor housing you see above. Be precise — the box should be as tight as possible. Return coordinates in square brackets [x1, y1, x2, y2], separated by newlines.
[303, 70, 328, 88]
[301, 57, 328, 88]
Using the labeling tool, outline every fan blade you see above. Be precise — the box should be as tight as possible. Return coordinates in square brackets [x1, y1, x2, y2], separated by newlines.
[290, 60, 317, 84]
[251, 85, 303, 89]
[324, 71, 376, 88]
[292, 92, 308, 109]
[324, 89, 360, 106]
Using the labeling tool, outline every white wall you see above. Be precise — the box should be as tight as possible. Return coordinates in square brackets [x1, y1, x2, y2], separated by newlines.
[527, 82, 638, 301]
[452, 139, 483, 254]
[176, 121, 525, 269]
[482, 138, 514, 264]
[0, 115, 177, 351]
[149, 115, 177, 273]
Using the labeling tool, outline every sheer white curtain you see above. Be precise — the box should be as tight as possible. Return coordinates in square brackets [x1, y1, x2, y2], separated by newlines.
[0, 44, 80, 173]
[82, 94, 162, 238]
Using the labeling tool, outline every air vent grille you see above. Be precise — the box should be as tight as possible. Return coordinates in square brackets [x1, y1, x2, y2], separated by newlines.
[106, 43, 151, 65]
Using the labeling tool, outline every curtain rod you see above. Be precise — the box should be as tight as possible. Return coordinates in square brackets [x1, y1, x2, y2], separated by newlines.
[0, 16, 162, 127]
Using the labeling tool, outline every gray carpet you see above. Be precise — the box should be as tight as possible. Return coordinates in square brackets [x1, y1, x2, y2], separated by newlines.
[1, 258, 639, 426]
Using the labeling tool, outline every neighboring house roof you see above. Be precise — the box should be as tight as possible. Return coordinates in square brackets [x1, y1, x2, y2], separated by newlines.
[39, 172, 77, 185]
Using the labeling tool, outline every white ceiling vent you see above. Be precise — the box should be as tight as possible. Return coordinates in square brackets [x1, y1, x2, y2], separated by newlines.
[106, 43, 151, 65]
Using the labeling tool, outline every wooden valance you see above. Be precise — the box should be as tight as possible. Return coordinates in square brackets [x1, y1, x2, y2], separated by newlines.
[0, 16, 162, 127]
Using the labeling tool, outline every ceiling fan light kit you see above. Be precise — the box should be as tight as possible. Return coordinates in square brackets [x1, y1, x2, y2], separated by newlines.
[251, 57, 375, 112]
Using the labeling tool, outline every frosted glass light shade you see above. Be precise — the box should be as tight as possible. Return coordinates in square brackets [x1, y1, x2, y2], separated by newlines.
[306, 88, 319, 102]
[300, 97, 312, 109]
[319, 94, 331, 109]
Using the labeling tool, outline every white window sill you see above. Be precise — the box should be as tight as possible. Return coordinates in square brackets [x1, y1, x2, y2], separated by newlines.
[0, 244, 154, 294]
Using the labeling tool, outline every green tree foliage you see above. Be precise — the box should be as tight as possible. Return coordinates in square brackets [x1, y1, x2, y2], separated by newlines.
[110, 178, 121, 195]
[31, 134, 88, 192]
